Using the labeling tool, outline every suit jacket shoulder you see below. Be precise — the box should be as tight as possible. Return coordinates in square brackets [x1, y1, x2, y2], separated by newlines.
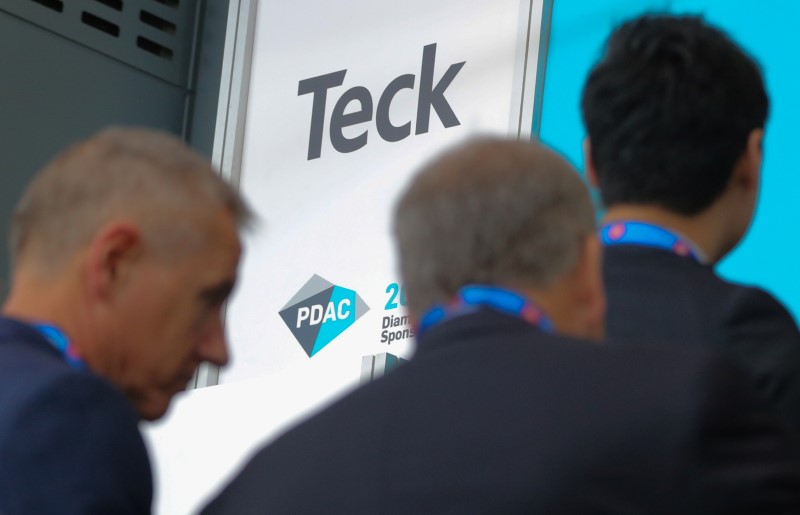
[202, 310, 800, 514]
[603, 245, 800, 426]
[0, 318, 152, 515]
[723, 284, 800, 426]
[675, 347, 800, 512]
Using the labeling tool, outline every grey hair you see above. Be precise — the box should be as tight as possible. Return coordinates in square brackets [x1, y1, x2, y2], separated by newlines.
[10, 126, 253, 271]
[393, 137, 596, 317]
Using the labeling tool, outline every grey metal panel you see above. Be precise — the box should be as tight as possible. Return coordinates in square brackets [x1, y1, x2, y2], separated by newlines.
[194, 0, 258, 389]
[360, 353, 408, 383]
[187, 0, 232, 158]
[211, 0, 257, 187]
[0, 10, 187, 301]
[1, 0, 201, 87]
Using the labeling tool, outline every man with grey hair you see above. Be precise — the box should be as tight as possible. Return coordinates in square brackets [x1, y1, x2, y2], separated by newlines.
[0, 127, 250, 514]
[202, 138, 800, 514]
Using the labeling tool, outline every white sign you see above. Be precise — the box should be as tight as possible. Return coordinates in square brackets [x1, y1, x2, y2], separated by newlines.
[145, 1, 549, 513]
[225, 0, 547, 389]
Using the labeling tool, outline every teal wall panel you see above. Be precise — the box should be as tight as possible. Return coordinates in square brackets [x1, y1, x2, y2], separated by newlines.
[539, 0, 800, 321]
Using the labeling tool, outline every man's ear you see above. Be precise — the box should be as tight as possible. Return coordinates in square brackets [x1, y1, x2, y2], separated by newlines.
[85, 222, 144, 301]
[571, 234, 606, 341]
[734, 128, 764, 193]
[583, 138, 599, 188]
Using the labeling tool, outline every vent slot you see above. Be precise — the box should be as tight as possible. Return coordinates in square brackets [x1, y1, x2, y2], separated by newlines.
[151, 0, 179, 8]
[137, 36, 173, 60]
[8, 0, 198, 86]
[93, 0, 124, 10]
[81, 11, 120, 37]
[29, 0, 64, 12]
[140, 10, 176, 34]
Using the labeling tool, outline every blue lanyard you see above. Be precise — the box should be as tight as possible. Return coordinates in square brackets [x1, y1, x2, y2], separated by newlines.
[600, 221, 703, 263]
[417, 285, 554, 338]
[33, 323, 86, 370]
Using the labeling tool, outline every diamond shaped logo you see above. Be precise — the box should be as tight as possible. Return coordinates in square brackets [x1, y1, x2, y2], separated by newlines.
[279, 275, 370, 357]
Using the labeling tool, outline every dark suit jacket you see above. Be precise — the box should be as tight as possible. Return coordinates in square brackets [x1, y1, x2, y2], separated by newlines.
[604, 244, 800, 428]
[0, 317, 152, 515]
[202, 309, 800, 515]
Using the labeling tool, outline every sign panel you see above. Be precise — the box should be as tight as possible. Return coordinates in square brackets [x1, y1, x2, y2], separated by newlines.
[145, 2, 550, 514]
[223, 0, 548, 391]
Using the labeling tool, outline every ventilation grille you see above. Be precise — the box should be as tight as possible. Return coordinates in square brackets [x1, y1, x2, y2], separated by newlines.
[1, 0, 201, 87]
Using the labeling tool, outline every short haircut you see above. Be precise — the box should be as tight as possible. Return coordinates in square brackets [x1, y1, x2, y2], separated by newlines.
[581, 15, 768, 215]
[393, 138, 596, 317]
[10, 127, 252, 271]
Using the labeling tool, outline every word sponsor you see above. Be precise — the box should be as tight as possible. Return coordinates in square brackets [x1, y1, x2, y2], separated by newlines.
[381, 283, 414, 344]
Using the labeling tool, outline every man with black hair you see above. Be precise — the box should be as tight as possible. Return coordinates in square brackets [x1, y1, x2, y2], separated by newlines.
[582, 14, 800, 427]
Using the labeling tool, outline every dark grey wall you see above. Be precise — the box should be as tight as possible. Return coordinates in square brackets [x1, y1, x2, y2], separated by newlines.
[188, 1, 232, 157]
[0, 1, 230, 301]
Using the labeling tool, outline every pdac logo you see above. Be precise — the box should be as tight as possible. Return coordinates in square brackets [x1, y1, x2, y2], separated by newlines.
[279, 274, 370, 357]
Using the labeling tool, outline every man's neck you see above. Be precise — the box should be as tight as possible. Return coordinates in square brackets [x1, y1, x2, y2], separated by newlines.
[602, 205, 732, 264]
[2, 273, 85, 348]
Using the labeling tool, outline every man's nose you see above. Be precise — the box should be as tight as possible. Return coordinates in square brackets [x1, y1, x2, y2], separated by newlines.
[199, 320, 230, 367]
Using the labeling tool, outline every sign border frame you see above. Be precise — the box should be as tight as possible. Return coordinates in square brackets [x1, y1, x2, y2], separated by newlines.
[195, 0, 554, 388]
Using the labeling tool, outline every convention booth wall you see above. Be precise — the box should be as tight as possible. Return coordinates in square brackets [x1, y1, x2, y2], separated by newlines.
[144, 1, 552, 513]
[145, 1, 800, 513]
[539, 0, 800, 321]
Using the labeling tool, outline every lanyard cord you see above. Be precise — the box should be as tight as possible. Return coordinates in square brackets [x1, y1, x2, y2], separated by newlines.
[33, 323, 86, 370]
[600, 221, 705, 263]
[417, 285, 554, 339]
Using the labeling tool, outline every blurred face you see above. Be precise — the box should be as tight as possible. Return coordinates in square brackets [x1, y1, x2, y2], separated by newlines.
[109, 207, 242, 420]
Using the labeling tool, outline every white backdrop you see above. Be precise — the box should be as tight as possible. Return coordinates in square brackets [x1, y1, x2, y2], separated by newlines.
[144, 1, 548, 513]
[225, 0, 543, 389]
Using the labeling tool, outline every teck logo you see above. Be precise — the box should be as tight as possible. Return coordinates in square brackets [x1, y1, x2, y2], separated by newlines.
[298, 43, 466, 160]
[280, 274, 370, 357]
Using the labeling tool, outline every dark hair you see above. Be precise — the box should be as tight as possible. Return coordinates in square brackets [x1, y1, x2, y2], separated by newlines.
[581, 14, 768, 215]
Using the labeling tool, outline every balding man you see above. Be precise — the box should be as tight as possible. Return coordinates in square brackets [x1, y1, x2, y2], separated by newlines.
[0, 128, 250, 514]
[202, 138, 800, 514]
